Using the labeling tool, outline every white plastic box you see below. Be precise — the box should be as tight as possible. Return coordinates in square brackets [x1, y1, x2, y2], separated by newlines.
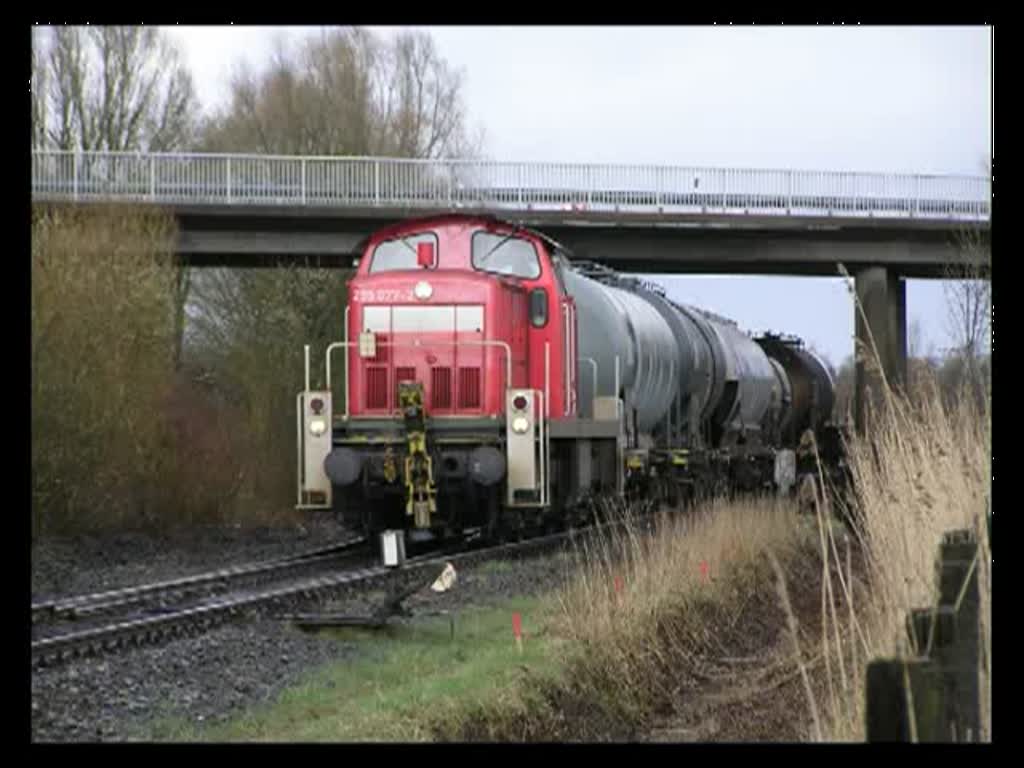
[380, 530, 406, 568]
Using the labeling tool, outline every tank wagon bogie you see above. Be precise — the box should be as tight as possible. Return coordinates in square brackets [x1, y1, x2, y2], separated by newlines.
[295, 214, 842, 557]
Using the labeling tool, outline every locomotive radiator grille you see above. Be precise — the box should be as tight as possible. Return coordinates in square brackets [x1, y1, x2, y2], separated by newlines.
[366, 366, 388, 410]
[458, 367, 482, 409]
[431, 367, 453, 410]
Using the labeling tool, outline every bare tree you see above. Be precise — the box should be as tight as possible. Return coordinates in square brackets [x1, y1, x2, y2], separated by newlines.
[31, 41, 48, 150]
[378, 30, 472, 158]
[32, 26, 200, 369]
[907, 316, 924, 360]
[938, 217, 991, 412]
[31, 26, 199, 151]
[943, 225, 991, 362]
[832, 355, 855, 423]
[942, 155, 991, 365]
[199, 27, 481, 158]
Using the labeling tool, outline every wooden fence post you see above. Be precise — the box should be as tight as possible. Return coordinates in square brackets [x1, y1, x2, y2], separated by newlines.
[935, 530, 981, 741]
[866, 529, 980, 741]
[866, 658, 945, 741]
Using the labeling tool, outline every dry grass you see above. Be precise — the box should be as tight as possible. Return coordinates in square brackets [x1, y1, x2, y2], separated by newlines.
[555, 498, 802, 690]
[441, 348, 990, 743]
[797, 312, 991, 740]
[438, 496, 825, 741]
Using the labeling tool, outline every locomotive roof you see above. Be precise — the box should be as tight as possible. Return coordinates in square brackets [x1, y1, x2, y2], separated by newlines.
[357, 213, 575, 256]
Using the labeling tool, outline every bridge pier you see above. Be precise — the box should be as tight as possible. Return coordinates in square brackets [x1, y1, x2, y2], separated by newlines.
[854, 266, 907, 434]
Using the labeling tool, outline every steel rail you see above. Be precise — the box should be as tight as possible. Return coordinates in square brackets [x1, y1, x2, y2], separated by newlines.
[31, 536, 367, 625]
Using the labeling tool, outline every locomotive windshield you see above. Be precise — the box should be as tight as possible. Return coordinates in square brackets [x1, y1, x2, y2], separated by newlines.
[369, 232, 438, 273]
[471, 232, 541, 279]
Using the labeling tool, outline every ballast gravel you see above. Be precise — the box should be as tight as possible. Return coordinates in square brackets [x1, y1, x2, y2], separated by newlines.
[31, 617, 364, 742]
[31, 528, 574, 743]
[31, 512, 352, 602]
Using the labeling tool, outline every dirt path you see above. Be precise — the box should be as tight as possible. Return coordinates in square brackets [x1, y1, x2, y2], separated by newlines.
[642, 547, 859, 743]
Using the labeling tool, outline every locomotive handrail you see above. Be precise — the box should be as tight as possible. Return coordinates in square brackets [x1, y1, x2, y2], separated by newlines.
[538, 390, 548, 508]
[564, 305, 572, 416]
[325, 338, 514, 419]
[31, 149, 991, 224]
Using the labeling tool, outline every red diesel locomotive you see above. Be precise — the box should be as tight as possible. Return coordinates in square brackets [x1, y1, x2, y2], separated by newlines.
[297, 214, 839, 548]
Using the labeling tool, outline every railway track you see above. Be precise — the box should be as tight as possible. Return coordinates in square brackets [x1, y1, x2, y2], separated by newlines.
[30, 528, 583, 670]
[31, 536, 369, 627]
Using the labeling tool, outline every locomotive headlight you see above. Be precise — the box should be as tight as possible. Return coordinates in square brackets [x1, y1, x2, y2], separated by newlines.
[309, 418, 327, 437]
[511, 416, 530, 434]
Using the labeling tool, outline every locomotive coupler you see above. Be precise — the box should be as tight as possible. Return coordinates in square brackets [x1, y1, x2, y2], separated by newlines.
[399, 381, 437, 528]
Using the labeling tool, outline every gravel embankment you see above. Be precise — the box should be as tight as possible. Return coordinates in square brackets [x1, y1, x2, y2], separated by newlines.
[31, 512, 352, 602]
[31, 541, 574, 743]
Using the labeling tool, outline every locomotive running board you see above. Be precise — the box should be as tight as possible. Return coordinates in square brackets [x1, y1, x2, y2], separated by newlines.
[547, 418, 622, 439]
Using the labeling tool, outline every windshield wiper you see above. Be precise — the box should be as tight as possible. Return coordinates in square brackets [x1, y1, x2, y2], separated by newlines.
[397, 236, 419, 256]
[478, 224, 527, 265]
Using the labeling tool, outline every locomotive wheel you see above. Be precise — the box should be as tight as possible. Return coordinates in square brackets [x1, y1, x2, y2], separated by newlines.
[484, 489, 501, 544]
[663, 477, 680, 509]
[332, 486, 364, 530]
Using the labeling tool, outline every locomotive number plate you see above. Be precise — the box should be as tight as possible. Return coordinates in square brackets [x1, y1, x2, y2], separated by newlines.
[354, 288, 414, 303]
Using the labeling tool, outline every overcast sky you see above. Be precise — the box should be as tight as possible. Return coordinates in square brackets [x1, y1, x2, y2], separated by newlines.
[162, 25, 992, 367]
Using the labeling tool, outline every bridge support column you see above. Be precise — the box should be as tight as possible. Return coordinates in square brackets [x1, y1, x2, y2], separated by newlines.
[854, 266, 907, 434]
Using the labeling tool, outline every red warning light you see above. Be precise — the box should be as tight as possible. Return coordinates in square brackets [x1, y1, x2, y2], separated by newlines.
[513, 395, 529, 411]
[311, 398, 324, 415]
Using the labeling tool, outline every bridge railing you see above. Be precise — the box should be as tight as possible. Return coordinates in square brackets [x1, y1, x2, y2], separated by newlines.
[31, 151, 991, 223]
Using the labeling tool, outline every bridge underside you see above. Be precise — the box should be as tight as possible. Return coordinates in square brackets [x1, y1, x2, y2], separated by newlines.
[38, 200, 989, 278]
[166, 205, 989, 279]
[179, 227, 984, 279]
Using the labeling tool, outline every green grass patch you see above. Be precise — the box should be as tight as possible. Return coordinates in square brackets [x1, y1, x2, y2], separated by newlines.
[152, 595, 562, 742]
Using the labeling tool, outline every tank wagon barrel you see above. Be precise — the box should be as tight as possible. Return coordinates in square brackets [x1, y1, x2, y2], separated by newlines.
[563, 265, 797, 452]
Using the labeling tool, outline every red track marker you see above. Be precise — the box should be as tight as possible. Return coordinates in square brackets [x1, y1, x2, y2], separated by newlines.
[512, 612, 523, 654]
[614, 576, 624, 595]
[699, 560, 710, 582]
